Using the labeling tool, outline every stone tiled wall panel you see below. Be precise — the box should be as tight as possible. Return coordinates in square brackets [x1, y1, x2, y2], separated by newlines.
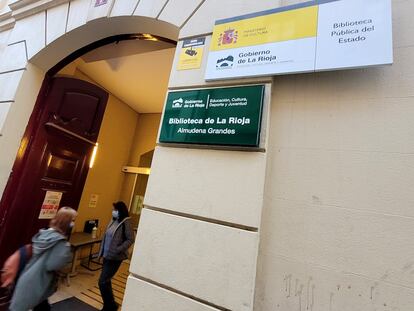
[255, 255, 414, 311]
[0, 29, 11, 57]
[0, 41, 26, 72]
[0, 70, 24, 101]
[8, 11, 45, 59]
[0, 29, 11, 70]
[271, 94, 414, 155]
[258, 197, 414, 288]
[133, 0, 168, 18]
[46, 3, 69, 45]
[131, 208, 259, 311]
[87, 0, 115, 21]
[393, 0, 414, 48]
[66, 0, 90, 32]
[145, 146, 266, 228]
[110, 0, 139, 17]
[0, 101, 11, 133]
[158, 0, 204, 28]
[123, 276, 220, 311]
[267, 145, 414, 222]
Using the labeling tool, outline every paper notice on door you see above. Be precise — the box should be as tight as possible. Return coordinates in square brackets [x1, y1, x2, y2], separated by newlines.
[39, 191, 63, 219]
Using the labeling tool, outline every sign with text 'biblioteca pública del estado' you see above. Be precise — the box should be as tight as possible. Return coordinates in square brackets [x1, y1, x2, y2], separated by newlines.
[159, 85, 265, 147]
[205, 0, 393, 81]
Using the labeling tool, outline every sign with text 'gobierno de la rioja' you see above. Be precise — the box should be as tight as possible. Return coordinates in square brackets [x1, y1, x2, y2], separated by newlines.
[205, 0, 393, 80]
[159, 85, 265, 147]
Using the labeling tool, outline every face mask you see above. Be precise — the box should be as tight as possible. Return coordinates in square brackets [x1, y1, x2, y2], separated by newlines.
[66, 221, 74, 236]
[112, 210, 119, 219]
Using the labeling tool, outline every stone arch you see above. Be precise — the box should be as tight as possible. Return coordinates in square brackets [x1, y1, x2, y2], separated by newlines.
[31, 15, 179, 72]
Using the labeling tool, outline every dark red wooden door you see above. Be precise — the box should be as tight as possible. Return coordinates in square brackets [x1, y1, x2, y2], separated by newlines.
[0, 77, 108, 263]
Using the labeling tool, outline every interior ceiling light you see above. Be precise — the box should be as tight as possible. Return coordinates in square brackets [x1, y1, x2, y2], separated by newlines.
[81, 34, 176, 63]
[137, 34, 159, 41]
[89, 143, 99, 168]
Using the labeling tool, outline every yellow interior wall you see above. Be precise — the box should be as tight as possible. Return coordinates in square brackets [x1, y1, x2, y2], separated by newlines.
[119, 113, 161, 204]
[71, 70, 138, 234]
[57, 61, 78, 76]
[128, 113, 161, 166]
[55, 65, 161, 240]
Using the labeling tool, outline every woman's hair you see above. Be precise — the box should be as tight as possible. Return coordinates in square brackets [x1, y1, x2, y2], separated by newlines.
[49, 206, 77, 235]
[113, 201, 129, 221]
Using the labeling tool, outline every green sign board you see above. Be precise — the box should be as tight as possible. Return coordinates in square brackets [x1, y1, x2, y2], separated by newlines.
[159, 85, 265, 147]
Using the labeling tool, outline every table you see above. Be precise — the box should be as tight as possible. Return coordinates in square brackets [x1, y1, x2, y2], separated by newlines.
[69, 232, 102, 275]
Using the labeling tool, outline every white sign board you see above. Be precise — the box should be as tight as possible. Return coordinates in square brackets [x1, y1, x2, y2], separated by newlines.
[315, 0, 393, 71]
[205, 0, 393, 81]
[89, 194, 99, 208]
[39, 191, 62, 219]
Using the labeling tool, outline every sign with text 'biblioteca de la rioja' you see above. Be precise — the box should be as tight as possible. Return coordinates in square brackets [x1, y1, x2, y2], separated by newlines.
[159, 85, 265, 147]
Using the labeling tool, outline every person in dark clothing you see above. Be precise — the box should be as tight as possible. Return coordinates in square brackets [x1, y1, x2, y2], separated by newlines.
[98, 201, 134, 311]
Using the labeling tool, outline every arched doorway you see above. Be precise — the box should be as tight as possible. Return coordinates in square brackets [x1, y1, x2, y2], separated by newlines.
[0, 14, 179, 263]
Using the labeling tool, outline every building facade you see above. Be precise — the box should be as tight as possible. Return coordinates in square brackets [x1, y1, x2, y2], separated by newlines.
[0, 0, 413, 310]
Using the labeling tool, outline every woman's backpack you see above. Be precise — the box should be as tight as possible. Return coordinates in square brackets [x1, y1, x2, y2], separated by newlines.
[0, 245, 32, 309]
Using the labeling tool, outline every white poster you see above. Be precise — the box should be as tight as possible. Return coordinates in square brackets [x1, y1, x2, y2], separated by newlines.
[89, 194, 99, 208]
[207, 37, 317, 80]
[39, 191, 62, 219]
[315, 0, 393, 70]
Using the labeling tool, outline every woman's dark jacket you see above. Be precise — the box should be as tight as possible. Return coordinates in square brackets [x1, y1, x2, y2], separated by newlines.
[98, 217, 135, 261]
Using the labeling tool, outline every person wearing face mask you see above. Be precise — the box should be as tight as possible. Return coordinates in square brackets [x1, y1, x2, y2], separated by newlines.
[98, 201, 134, 311]
[8, 206, 77, 311]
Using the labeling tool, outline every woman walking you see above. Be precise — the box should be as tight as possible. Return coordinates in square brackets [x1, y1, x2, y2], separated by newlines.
[9, 206, 77, 311]
[98, 201, 134, 311]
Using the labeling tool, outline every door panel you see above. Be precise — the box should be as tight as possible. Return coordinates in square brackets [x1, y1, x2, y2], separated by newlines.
[48, 78, 107, 142]
[0, 77, 108, 263]
[27, 130, 92, 236]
